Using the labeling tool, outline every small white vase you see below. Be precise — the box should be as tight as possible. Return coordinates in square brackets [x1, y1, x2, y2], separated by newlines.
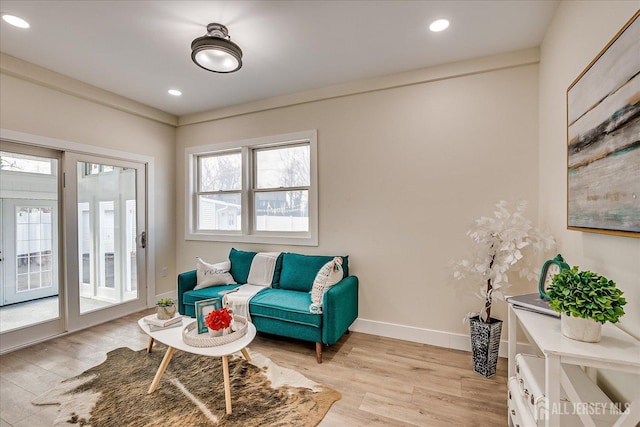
[561, 313, 602, 343]
[208, 327, 229, 337]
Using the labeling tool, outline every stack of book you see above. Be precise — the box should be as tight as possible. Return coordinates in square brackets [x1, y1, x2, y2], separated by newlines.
[143, 313, 184, 332]
[506, 293, 559, 318]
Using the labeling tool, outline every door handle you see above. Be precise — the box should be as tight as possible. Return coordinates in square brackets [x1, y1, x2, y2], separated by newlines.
[140, 231, 147, 249]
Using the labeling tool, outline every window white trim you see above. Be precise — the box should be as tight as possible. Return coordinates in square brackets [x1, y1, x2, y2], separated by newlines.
[185, 130, 318, 246]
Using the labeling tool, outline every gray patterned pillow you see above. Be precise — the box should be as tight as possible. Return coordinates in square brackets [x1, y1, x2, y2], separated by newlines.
[309, 257, 343, 314]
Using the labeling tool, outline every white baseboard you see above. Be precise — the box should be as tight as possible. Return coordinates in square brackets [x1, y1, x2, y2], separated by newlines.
[350, 318, 535, 358]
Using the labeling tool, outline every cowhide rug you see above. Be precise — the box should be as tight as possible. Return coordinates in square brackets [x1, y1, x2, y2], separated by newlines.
[32, 346, 340, 426]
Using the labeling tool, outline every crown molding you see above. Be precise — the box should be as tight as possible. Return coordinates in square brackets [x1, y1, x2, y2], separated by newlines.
[0, 53, 178, 127]
[179, 47, 540, 127]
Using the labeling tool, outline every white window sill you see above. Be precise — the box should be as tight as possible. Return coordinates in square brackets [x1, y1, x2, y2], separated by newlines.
[185, 232, 318, 247]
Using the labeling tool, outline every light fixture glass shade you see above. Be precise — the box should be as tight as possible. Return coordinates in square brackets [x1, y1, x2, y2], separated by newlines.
[191, 23, 242, 73]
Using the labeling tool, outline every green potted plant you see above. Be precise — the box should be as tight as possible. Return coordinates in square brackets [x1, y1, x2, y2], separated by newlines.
[547, 266, 626, 342]
[156, 298, 176, 320]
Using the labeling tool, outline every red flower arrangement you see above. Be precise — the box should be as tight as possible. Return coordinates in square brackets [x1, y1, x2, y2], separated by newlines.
[205, 308, 232, 331]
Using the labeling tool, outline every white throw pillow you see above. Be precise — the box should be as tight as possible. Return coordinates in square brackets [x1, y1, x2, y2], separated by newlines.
[309, 257, 344, 314]
[194, 257, 235, 290]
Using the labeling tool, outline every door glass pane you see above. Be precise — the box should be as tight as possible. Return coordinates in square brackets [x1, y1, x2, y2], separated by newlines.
[15, 206, 54, 293]
[77, 162, 138, 313]
[0, 151, 60, 332]
[125, 200, 137, 294]
[78, 203, 91, 285]
[0, 152, 52, 174]
[99, 201, 115, 289]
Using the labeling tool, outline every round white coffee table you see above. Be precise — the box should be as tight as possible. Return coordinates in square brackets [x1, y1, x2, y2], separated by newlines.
[137, 317, 256, 414]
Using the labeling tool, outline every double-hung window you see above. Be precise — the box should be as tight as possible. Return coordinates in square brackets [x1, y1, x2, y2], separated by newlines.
[196, 151, 242, 231]
[187, 130, 317, 245]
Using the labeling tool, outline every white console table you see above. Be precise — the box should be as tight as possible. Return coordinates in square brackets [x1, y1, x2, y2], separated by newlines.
[508, 304, 640, 427]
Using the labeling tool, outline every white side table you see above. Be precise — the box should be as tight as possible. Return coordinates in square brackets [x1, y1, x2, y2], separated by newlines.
[138, 317, 257, 415]
[507, 304, 640, 427]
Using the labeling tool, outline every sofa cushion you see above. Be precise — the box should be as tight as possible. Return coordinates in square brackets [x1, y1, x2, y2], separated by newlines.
[229, 248, 284, 287]
[271, 253, 284, 288]
[182, 284, 240, 312]
[278, 253, 349, 292]
[249, 288, 322, 328]
[229, 248, 257, 284]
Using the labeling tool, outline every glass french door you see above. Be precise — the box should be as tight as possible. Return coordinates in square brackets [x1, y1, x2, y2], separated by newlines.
[0, 141, 149, 353]
[0, 143, 64, 348]
[2, 200, 59, 304]
[65, 153, 147, 330]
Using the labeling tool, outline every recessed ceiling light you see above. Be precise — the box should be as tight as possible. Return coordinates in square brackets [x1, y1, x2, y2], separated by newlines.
[2, 14, 30, 29]
[429, 19, 449, 32]
[168, 89, 182, 96]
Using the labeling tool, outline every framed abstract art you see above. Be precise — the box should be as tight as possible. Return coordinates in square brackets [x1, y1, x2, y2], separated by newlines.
[567, 11, 639, 237]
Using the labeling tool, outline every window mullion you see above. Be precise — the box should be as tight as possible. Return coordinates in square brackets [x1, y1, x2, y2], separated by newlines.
[192, 153, 199, 232]
[196, 190, 241, 196]
[196, 155, 202, 193]
[253, 186, 309, 193]
[242, 146, 251, 235]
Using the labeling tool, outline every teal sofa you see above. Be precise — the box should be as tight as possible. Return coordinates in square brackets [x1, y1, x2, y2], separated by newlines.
[177, 248, 359, 363]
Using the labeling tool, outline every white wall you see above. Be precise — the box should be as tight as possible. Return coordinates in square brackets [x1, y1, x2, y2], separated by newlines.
[0, 62, 177, 298]
[538, 1, 639, 402]
[176, 50, 542, 345]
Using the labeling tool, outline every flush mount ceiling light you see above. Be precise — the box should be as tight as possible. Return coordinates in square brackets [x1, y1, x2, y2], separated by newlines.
[191, 23, 242, 73]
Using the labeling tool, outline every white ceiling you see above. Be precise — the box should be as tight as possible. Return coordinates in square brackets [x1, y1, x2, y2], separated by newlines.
[0, 1, 559, 117]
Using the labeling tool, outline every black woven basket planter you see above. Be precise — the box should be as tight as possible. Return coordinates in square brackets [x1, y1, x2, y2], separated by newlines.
[469, 316, 503, 378]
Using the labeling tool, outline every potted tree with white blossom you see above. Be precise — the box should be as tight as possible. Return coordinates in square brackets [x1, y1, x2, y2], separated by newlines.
[453, 200, 555, 377]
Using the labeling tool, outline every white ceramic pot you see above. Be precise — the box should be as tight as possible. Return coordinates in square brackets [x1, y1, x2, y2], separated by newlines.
[208, 327, 229, 337]
[157, 305, 176, 320]
[561, 313, 602, 343]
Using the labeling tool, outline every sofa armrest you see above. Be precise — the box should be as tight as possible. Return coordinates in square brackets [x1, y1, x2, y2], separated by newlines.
[322, 275, 358, 345]
[177, 270, 197, 315]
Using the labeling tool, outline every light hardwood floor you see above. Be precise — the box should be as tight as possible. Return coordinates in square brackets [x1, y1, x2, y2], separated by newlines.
[0, 309, 508, 426]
